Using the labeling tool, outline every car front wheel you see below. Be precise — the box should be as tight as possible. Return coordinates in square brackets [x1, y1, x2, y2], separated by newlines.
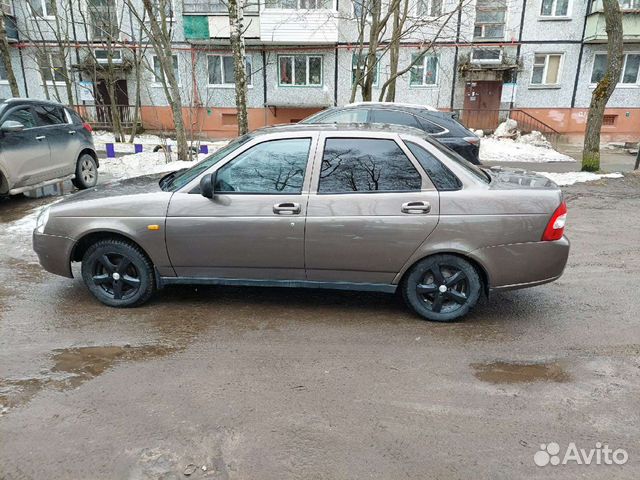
[81, 239, 155, 307]
[402, 254, 482, 322]
[72, 153, 98, 189]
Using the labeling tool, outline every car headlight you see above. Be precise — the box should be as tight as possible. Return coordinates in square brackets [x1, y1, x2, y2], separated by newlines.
[35, 207, 50, 234]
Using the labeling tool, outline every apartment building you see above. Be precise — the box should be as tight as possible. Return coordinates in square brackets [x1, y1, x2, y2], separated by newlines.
[0, 0, 638, 140]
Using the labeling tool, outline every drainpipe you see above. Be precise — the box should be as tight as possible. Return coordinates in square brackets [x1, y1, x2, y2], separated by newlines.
[67, 0, 82, 105]
[570, 5, 590, 108]
[9, 0, 28, 96]
[449, 2, 463, 111]
[512, 0, 528, 110]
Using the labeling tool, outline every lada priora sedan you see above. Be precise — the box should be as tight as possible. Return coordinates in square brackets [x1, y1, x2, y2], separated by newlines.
[33, 124, 569, 322]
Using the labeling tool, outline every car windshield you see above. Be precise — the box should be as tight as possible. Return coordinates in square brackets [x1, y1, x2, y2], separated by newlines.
[428, 138, 490, 183]
[161, 135, 252, 192]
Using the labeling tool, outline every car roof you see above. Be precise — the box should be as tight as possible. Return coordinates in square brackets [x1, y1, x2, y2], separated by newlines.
[1, 97, 67, 108]
[346, 101, 438, 111]
[253, 122, 430, 138]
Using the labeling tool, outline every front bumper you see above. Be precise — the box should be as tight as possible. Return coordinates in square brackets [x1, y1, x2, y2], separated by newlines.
[474, 236, 570, 291]
[33, 231, 75, 278]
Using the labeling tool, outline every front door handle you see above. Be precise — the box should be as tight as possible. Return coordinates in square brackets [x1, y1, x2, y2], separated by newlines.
[68, 130, 76, 135]
[35, 135, 46, 141]
[401, 201, 431, 214]
[273, 202, 301, 215]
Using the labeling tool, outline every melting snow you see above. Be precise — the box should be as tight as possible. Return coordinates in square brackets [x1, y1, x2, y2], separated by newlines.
[481, 138, 576, 163]
[534, 171, 624, 186]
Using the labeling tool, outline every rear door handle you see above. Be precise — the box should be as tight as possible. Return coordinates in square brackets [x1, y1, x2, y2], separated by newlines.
[35, 135, 46, 141]
[273, 202, 301, 215]
[401, 201, 431, 214]
[68, 130, 76, 135]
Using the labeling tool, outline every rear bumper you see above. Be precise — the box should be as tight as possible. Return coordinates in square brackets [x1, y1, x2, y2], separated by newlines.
[474, 236, 570, 290]
[33, 231, 74, 278]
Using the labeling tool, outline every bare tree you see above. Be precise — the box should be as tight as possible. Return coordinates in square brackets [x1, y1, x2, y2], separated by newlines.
[582, 0, 624, 172]
[228, 0, 249, 135]
[0, 10, 19, 96]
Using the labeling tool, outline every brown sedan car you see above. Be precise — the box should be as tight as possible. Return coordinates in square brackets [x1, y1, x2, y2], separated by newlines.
[33, 124, 569, 322]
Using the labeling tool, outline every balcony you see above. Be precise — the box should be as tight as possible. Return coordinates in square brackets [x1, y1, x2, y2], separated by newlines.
[259, 8, 338, 44]
[584, 10, 640, 43]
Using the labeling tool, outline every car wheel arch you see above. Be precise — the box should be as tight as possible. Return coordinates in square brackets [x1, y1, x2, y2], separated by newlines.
[78, 148, 99, 168]
[71, 230, 153, 266]
[396, 250, 491, 295]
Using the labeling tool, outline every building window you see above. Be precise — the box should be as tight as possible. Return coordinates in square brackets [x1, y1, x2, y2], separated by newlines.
[38, 52, 65, 84]
[530, 53, 563, 86]
[208, 55, 252, 86]
[410, 53, 438, 86]
[278, 55, 322, 86]
[416, 0, 442, 16]
[28, 0, 55, 17]
[591, 53, 640, 85]
[473, 0, 506, 40]
[153, 55, 179, 84]
[149, 0, 174, 18]
[0, 57, 8, 81]
[621, 0, 640, 10]
[602, 114, 617, 126]
[88, 0, 119, 40]
[352, 53, 379, 86]
[265, 0, 330, 8]
[540, 0, 570, 17]
[94, 49, 122, 64]
[471, 48, 502, 64]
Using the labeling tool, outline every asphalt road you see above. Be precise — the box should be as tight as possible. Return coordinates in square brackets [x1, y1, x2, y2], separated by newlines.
[1, 174, 639, 479]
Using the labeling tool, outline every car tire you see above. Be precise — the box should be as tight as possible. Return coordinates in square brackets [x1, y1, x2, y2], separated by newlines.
[72, 153, 98, 190]
[402, 254, 481, 322]
[81, 239, 155, 307]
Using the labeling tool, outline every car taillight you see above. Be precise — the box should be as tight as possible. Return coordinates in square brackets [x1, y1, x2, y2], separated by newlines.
[542, 201, 567, 241]
[83, 122, 93, 133]
[464, 136, 480, 145]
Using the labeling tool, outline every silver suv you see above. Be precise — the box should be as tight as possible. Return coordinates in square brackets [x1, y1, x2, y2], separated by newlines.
[0, 98, 98, 195]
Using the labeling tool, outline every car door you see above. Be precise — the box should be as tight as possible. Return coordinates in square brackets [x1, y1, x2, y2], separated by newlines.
[165, 134, 316, 280]
[305, 134, 440, 285]
[0, 105, 51, 189]
[33, 104, 77, 177]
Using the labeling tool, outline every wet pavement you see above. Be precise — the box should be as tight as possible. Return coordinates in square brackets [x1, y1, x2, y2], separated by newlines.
[1, 175, 639, 479]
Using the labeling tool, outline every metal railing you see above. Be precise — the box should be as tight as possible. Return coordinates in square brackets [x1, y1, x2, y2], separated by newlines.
[453, 108, 561, 147]
[73, 104, 140, 131]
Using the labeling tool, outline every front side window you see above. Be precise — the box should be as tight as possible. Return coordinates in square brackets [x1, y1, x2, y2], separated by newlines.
[38, 52, 65, 83]
[4, 107, 37, 129]
[34, 105, 66, 125]
[530, 53, 562, 85]
[208, 55, 252, 86]
[410, 54, 438, 86]
[153, 55, 179, 83]
[540, 0, 569, 17]
[215, 138, 311, 194]
[319, 138, 422, 193]
[279, 55, 322, 86]
[405, 141, 461, 191]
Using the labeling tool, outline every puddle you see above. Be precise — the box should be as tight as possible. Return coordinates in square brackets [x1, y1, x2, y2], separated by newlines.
[0, 345, 177, 410]
[472, 361, 571, 384]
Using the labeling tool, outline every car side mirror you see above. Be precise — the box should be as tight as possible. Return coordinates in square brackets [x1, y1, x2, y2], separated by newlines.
[200, 172, 217, 198]
[0, 120, 25, 133]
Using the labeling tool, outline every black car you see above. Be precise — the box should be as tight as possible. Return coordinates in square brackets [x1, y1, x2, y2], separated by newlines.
[301, 102, 481, 164]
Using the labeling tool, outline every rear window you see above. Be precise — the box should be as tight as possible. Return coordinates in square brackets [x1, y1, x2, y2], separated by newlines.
[429, 140, 490, 184]
[405, 141, 461, 191]
[416, 116, 445, 134]
[67, 109, 84, 124]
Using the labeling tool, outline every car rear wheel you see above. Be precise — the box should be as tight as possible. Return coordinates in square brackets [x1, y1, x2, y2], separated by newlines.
[402, 254, 481, 322]
[72, 153, 98, 189]
[81, 239, 155, 307]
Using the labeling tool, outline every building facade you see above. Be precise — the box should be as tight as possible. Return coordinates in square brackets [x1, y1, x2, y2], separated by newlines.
[1, 0, 639, 140]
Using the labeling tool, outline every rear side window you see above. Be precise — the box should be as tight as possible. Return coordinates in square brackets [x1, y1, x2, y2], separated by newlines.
[319, 138, 422, 193]
[34, 105, 67, 125]
[416, 116, 446, 134]
[405, 141, 461, 191]
[4, 107, 36, 128]
[67, 109, 84, 124]
[215, 138, 311, 194]
[370, 109, 420, 129]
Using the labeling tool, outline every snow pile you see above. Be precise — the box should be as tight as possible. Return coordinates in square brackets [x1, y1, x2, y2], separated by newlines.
[480, 137, 575, 163]
[535, 171, 623, 186]
[493, 118, 518, 138]
[518, 130, 553, 149]
[99, 151, 207, 179]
